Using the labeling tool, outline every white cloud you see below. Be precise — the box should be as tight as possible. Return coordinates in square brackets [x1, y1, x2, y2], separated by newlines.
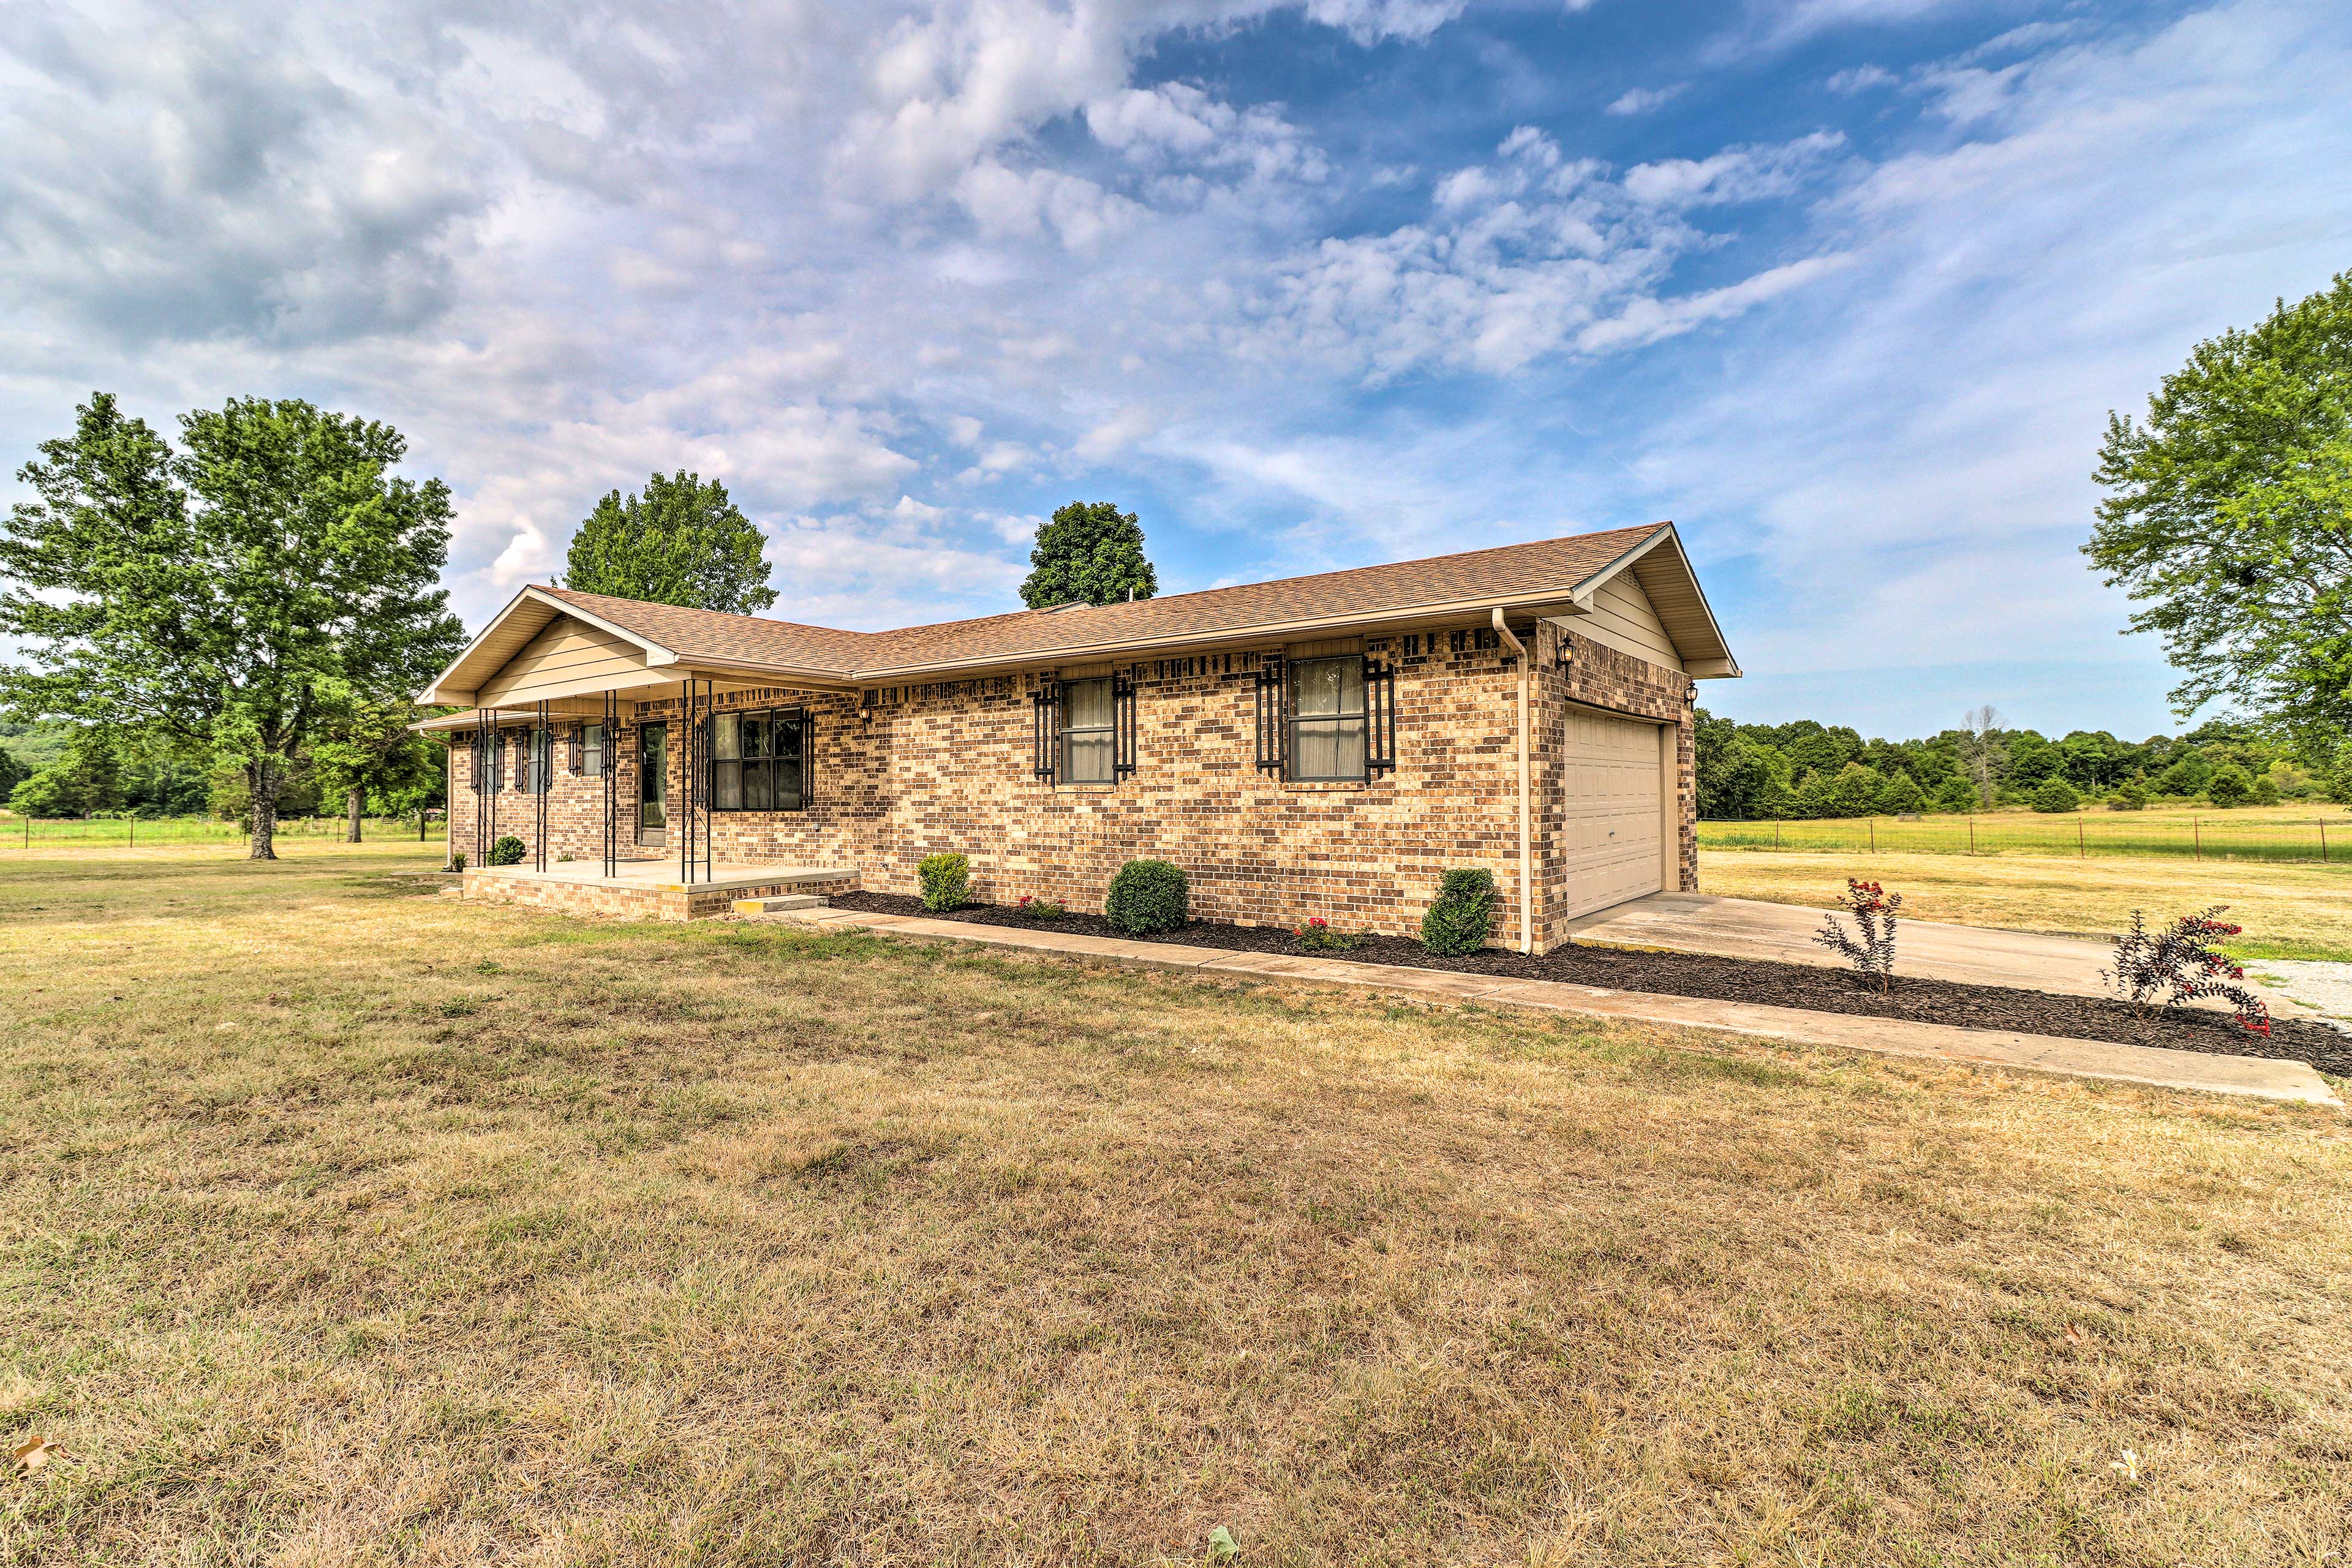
[1621, 130, 1845, 206]
[1826, 63, 1898, 92]
[1605, 83, 1687, 115]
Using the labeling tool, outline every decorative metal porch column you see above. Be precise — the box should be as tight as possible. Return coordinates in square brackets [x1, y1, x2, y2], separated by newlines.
[677, 678, 714, 884]
[533, 698, 551, 872]
[601, 690, 619, 879]
[473, 707, 492, 865]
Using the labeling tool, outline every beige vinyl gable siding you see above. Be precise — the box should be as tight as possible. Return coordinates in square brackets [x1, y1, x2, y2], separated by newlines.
[475, 617, 654, 707]
[1564, 575, 1684, 672]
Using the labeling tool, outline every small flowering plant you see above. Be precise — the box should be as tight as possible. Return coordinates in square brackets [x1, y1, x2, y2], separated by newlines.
[2105, 907, 2271, 1037]
[1293, 914, 1366, 952]
[1014, 894, 1066, 920]
[1815, 878, 1902, 992]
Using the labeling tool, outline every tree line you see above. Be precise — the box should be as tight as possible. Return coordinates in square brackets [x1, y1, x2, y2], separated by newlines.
[1697, 707, 2347, 821]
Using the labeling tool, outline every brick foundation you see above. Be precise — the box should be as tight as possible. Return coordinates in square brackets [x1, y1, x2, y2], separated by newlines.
[447, 622, 1697, 944]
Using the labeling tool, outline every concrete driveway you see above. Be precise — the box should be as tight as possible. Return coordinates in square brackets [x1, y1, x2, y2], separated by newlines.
[1564, 892, 2316, 1017]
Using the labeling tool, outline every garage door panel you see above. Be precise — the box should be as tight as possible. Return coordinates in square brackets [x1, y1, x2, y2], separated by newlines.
[1557, 710, 1664, 920]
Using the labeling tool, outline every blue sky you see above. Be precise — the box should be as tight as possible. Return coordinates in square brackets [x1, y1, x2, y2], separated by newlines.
[3, 0, 2348, 739]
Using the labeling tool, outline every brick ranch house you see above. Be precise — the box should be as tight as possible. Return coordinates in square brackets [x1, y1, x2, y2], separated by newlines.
[420, 522, 1740, 950]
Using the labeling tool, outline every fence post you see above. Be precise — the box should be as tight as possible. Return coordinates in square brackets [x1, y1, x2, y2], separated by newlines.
[2321, 820, 2329, 864]
[1774, 821, 1781, 851]
[1869, 818, 1875, 854]
[2193, 818, 2201, 862]
[1968, 816, 1976, 856]
[2078, 818, 2084, 859]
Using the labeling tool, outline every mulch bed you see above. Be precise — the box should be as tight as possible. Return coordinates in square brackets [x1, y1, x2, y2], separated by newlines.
[826, 891, 2352, 1077]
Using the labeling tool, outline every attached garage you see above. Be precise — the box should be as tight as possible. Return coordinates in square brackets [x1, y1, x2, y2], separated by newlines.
[1555, 704, 1669, 920]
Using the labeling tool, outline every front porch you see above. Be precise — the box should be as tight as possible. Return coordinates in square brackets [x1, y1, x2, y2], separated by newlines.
[462, 859, 861, 922]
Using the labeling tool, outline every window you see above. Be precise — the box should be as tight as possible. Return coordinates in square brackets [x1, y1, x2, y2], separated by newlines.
[1289, 657, 1366, 781]
[1257, 655, 1397, 782]
[524, 726, 552, 795]
[710, 707, 808, 810]
[1062, 677, 1115, 785]
[577, 722, 606, 777]
[1034, 676, 1137, 784]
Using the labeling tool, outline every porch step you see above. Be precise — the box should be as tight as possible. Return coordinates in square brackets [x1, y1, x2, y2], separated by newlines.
[732, 894, 830, 915]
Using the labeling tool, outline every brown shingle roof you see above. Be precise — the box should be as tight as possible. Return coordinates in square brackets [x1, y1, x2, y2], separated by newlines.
[542, 524, 1667, 679]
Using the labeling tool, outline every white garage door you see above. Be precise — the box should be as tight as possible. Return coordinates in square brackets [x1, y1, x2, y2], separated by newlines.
[1558, 708, 1664, 919]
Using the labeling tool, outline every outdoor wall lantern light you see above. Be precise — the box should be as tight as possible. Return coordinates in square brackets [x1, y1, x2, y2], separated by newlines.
[860, 690, 875, 729]
[1686, 681, 1700, 704]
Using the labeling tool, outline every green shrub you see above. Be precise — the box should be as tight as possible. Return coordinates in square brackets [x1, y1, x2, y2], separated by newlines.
[1014, 895, 1065, 919]
[1421, 867, 1497, 956]
[449, 850, 467, 872]
[2112, 780, 2147, 811]
[918, 851, 970, 911]
[487, 835, 525, 866]
[2029, 777, 2079, 813]
[1105, 859, 1188, 933]
[2206, 764, 2253, 807]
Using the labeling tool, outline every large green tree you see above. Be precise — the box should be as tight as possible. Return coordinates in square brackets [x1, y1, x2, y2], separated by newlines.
[310, 690, 447, 842]
[2087, 273, 2352, 756]
[1019, 500, 1158, 608]
[0, 394, 464, 858]
[562, 472, 777, 612]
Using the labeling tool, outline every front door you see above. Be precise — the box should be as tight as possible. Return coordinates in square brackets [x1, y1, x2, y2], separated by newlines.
[638, 723, 667, 846]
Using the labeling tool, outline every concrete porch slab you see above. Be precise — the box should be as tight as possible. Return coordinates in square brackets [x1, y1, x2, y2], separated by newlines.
[755, 907, 2340, 1108]
[464, 861, 859, 921]
[483, 859, 851, 894]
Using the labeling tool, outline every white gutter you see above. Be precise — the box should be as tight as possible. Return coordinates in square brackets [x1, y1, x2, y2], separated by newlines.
[1491, 607, 1534, 956]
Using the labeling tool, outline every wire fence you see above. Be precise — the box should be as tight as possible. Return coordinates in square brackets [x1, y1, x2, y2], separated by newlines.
[1700, 814, 2346, 865]
[0, 815, 429, 850]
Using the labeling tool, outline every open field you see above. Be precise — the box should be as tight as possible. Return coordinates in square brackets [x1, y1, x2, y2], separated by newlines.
[1700, 803, 2351, 865]
[3, 846, 2349, 1564]
[0, 815, 429, 850]
[1700, 847, 2352, 963]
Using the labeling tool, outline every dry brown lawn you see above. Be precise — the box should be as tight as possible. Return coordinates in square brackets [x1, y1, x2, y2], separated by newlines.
[3, 843, 2349, 1565]
[1700, 847, 2352, 962]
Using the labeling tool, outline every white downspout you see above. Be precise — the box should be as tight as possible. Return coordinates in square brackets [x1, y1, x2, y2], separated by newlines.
[1491, 608, 1534, 955]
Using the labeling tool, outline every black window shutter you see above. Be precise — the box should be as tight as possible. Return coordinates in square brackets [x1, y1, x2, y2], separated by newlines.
[1113, 672, 1137, 778]
[798, 708, 815, 810]
[1033, 682, 1060, 780]
[1365, 657, 1397, 777]
[568, 723, 582, 775]
[1253, 663, 1286, 777]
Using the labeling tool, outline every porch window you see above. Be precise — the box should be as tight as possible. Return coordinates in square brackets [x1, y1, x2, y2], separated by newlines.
[709, 707, 808, 811]
[577, 722, 606, 777]
[525, 727, 552, 795]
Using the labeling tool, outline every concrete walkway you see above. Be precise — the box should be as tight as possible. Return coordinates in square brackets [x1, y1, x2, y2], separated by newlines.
[756, 905, 2341, 1108]
[1562, 892, 2317, 1019]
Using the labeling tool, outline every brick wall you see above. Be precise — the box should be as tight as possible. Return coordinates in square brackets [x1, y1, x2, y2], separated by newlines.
[445, 622, 1697, 946]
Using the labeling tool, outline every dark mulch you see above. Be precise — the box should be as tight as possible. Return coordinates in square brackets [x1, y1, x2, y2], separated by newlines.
[826, 891, 2352, 1077]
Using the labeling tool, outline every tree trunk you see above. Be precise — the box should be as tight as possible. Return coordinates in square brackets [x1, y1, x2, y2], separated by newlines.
[248, 760, 279, 861]
[346, 786, 364, 843]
